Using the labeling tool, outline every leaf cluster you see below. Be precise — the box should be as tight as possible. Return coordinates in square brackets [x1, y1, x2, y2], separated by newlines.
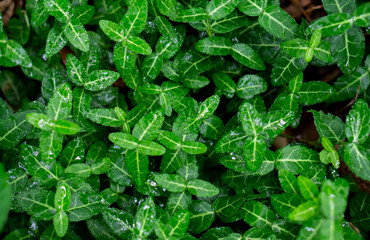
[0, 0, 369, 239]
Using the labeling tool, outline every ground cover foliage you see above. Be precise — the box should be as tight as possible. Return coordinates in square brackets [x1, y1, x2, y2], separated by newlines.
[0, 0, 369, 239]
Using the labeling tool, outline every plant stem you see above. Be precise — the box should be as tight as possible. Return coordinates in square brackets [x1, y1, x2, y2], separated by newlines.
[206, 19, 212, 37]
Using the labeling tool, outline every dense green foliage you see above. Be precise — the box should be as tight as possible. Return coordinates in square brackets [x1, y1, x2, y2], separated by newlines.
[0, 0, 369, 239]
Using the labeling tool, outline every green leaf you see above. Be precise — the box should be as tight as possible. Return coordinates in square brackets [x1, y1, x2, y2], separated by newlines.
[86, 217, 118, 240]
[307, 13, 352, 37]
[155, 174, 187, 192]
[72, 87, 95, 131]
[102, 208, 134, 238]
[134, 196, 156, 238]
[0, 163, 11, 232]
[68, 193, 108, 221]
[271, 52, 308, 86]
[16, 188, 56, 220]
[237, 0, 267, 16]
[297, 81, 335, 105]
[195, 37, 232, 56]
[236, 74, 267, 99]
[298, 176, 319, 201]
[65, 163, 92, 179]
[23, 113, 47, 131]
[241, 200, 275, 228]
[181, 141, 207, 155]
[278, 169, 299, 194]
[99, 20, 125, 42]
[354, 2, 370, 27]
[313, 41, 333, 63]
[231, 43, 265, 70]
[0, 111, 34, 149]
[3, 40, 32, 67]
[109, 132, 139, 150]
[84, 70, 120, 91]
[138, 141, 166, 156]
[197, 95, 220, 121]
[4, 228, 35, 240]
[271, 193, 304, 218]
[177, 159, 199, 181]
[107, 154, 133, 186]
[155, 15, 177, 40]
[296, 218, 323, 240]
[172, 8, 209, 22]
[280, 38, 309, 59]
[243, 136, 266, 171]
[53, 211, 69, 237]
[66, 54, 86, 86]
[126, 149, 149, 186]
[54, 184, 71, 211]
[142, 53, 164, 81]
[63, 18, 89, 52]
[276, 145, 320, 175]
[243, 228, 276, 239]
[187, 179, 219, 198]
[166, 192, 192, 215]
[121, 0, 148, 36]
[47, 83, 72, 120]
[239, 101, 263, 136]
[213, 72, 236, 94]
[322, 0, 356, 14]
[86, 108, 123, 127]
[42, 69, 67, 101]
[132, 109, 164, 141]
[288, 200, 318, 222]
[207, 0, 239, 20]
[179, 50, 218, 78]
[126, 36, 152, 55]
[80, 47, 100, 73]
[331, 66, 370, 102]
[166, 210, 190, 237]
[310, 110, 346, 143]
[155, 25, 186, 60]
[7, 13, 30, 45]
[331, 27, 365, 74]
[46, 24, 68, 58]
[320, 219, 343, 240]
[74, 5, 95, 24]
[289, 72, 303, 94]
[160, 149, 187, 173]
[213, 195, 246, 223]
[320, 178, 349, 219]
[345, 99, 370, 144]
[200, 115, 224, 140]
[44, 0, 72, 23]
[32, 0, 50, 26]
[215, 127, 248, 153]
[259, 5, 299, 40]
[157, 131, 181, 150]
[157, 0, 177, 17]
[210, 10, 248, 33]
[262, 110, 294, 139]
[188, 200, 215, 234]
[39, 130, 64, 163]
[52, 120, 80, 135]
[343, 143, 370, 181]
[91, 157, 110, 175]
[114, 43, 137, 77]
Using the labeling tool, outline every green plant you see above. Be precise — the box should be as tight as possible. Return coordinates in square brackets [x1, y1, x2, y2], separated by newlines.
[0, 0, 369, 239]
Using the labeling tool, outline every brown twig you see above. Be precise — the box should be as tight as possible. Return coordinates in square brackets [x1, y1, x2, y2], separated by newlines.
[335, 86, 361, 114]
[349, 222, 361, 234]
[0, 0, 14, 27]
